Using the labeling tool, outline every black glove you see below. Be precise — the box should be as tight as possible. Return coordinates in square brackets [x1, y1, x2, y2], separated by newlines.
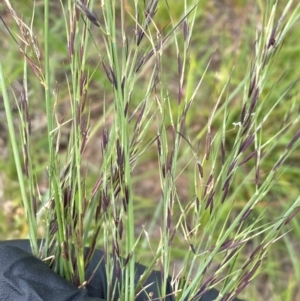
[0, 240, 171, 301]
[0, 240, 243, 301]
[0, 244, 102, 301]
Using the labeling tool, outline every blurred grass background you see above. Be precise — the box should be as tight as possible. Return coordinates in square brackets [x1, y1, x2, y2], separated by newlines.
[0, 0, 300, 300]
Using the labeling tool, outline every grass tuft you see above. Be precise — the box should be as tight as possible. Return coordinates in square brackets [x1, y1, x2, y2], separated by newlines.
[1, 0, 300, 300]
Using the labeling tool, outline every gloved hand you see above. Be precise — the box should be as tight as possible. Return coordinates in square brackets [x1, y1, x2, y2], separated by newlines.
[0, 244, 101, 301]
[0, 240, 243, 301]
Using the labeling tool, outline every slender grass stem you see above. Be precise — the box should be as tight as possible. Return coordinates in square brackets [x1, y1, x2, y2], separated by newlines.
[0, 63, 38, 254]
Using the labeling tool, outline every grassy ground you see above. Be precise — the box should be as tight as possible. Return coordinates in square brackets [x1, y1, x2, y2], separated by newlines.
[1, 1, 300, 300]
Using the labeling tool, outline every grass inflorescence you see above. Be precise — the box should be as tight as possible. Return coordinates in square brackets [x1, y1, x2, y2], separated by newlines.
[1, 0, 300, 300]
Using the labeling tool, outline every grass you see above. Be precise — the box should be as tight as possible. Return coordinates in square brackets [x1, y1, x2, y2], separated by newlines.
[1, 0, 300, 300]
